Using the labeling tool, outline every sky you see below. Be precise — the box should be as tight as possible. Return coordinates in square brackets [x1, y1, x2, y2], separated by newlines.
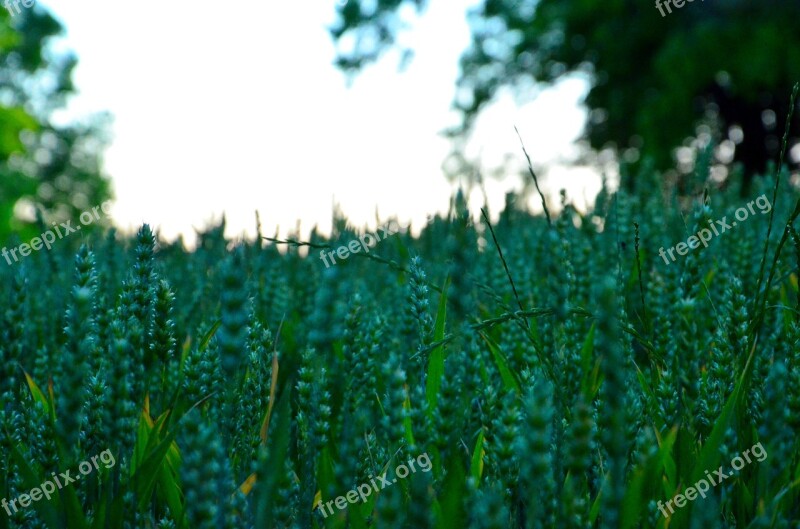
[38, 0, 598, 246]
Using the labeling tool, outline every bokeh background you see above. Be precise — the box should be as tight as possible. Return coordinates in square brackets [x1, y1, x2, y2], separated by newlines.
[1, 0, 799, 245]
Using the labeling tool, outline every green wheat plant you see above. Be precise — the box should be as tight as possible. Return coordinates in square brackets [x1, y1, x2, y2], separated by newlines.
[2, 114, 800, 527]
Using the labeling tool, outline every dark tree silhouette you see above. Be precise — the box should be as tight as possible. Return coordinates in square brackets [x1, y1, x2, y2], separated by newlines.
[331, 0, 800, 184]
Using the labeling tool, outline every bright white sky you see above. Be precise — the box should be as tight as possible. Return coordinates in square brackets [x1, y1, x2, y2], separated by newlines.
[38, 0, 599, 246]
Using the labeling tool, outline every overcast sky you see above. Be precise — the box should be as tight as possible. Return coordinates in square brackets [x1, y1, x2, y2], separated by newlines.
[38, 0, 596, 245]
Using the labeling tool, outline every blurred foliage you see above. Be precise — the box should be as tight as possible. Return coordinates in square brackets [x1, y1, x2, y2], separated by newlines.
[331, 0, 800, 184]
[0, 5, 112, 243]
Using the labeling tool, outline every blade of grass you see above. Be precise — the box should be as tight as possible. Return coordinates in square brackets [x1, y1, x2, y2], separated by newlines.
[426, 275, 450, 411]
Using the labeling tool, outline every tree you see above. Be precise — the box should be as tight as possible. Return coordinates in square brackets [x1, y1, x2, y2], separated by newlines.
[0, 5, 111, 242]
[330, 0, 800, 187]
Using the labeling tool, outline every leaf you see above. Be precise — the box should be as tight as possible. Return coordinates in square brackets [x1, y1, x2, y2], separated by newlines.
[315, 447, 336, 515]
[239, 473, 258, 496]
[313, 489, 322, 510]
[471, 429, 485, 482]
[134, 423, 181, 510]
[179, 335, 192, 371]
[255, 386, 293, 528]
[133, 395, 213, 510]
[89, 483, 111, 529]
[59, 478, 89, 529]
[260, 350, 280, 444]
[479, 332, 521, 393]
[436, 456, 467, 529]
[669, 341, 757, 527]
[6, 442, 60, 528]
[621, 426, 678, 529]
[22, 369, 52, 418]
[580, 323, 595, 376]
[632, 360, 657, 408]
[589, 479, 603, 524]
[403, 384, 415, 447]
[157, 461, 185, 529]
[198, 319, 221, 351]
[0, 106, 38, 156]
[132, 408, 152, 477]
[426, 275, 450, 410]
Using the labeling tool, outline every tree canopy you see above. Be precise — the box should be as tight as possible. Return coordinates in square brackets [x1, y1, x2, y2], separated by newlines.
[1, 5, 111, 242]
[331, 0, 800, 184]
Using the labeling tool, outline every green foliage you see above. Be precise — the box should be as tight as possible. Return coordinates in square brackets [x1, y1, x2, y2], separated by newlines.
[2, 157, 800, 527]
[0, 5, 112, 243]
